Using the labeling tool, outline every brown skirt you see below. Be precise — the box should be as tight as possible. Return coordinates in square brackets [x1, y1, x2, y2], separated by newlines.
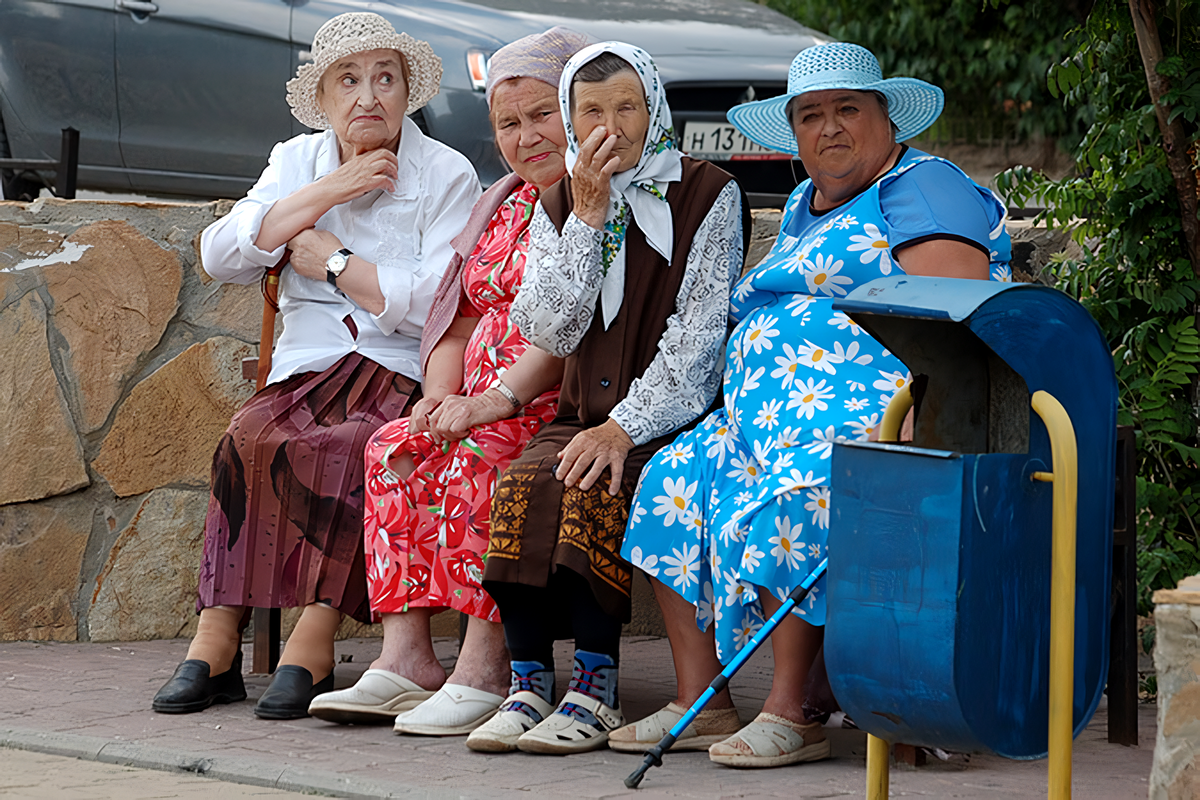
[484, 419, 660, 622]
[196, 353, 418, 623]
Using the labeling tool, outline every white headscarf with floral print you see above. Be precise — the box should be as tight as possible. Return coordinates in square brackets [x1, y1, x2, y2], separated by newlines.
[558, 41, 683, 328]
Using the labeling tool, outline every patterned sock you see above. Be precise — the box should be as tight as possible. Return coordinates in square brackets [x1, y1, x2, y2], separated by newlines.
[557, 649, 619, 724]
[502, 660, 555, 721]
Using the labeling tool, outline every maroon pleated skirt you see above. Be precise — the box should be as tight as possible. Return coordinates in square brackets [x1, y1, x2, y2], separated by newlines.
[196, 353, 419, 623]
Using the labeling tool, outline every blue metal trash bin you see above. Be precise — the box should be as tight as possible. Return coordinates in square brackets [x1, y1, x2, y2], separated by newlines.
[824, 276, 1117, 760]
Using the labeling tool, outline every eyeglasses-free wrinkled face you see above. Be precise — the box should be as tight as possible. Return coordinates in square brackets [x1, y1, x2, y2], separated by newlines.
[491, 77, 569, 192]
[790, 88, 898, 208]
[318, 49, 410, 156]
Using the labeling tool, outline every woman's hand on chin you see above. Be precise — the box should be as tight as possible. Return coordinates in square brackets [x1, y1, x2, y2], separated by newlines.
[570, 126, 620, 230]
[555, 418, 634, 496]
[287, 228, 344, 281]
[427, 391, 513, 442]
[322, 148, 399, 205]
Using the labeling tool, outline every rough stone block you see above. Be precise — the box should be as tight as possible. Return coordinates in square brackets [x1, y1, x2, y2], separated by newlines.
[0, 502, 90, 641]
[0, 291, 88, 505]
[93, 336, 255, 498]
[44, 219, 183, 433]
[88, 489, 209, 642]
[1152, 578, 1200, 798]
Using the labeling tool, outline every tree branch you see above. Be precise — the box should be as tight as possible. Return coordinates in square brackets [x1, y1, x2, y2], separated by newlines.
[1129, 0, 1200, 278]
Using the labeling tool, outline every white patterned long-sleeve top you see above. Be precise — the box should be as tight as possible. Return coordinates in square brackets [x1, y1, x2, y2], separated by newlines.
[511, 180, 743, 446]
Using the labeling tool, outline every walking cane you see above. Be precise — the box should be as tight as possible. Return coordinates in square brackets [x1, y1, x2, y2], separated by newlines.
[624, 556, 829, 789]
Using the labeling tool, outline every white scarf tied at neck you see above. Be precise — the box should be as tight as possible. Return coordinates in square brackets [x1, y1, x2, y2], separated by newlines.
[557, 41, 683, 328]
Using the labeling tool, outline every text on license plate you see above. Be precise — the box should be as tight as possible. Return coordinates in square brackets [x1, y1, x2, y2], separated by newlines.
[681, 122, 791, 160]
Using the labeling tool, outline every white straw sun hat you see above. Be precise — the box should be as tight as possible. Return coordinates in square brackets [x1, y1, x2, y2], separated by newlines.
[726, 42, 944, 154]
[286, 12, 442, 130]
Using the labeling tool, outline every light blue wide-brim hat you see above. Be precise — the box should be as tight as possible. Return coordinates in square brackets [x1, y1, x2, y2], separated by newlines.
[727, 42, 944, 155]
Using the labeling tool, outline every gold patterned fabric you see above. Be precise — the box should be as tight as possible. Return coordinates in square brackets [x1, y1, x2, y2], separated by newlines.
[485, 428, 636, 619]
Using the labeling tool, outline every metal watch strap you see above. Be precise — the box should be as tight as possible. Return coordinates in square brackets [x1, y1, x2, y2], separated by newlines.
[493, 380, 521, 409]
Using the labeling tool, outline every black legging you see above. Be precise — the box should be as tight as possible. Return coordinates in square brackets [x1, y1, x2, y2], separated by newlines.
[490, 567, 623, 670]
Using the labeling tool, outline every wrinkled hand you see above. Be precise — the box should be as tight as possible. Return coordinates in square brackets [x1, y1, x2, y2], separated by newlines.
[407, 396, 444, 435]
[571, 126, 620, 230]
[321, 148, 398, 205]
[428, 391, 512, 442]
[555, 418, 634, 496]
[287, 228, 345, 282]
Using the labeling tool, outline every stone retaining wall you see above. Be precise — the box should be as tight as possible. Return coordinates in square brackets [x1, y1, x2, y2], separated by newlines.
[0, 198, 1061, 644]
[1151, 575, 1200, 798]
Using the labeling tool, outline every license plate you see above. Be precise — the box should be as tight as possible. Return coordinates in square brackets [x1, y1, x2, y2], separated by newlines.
[681, 121, 792, 161]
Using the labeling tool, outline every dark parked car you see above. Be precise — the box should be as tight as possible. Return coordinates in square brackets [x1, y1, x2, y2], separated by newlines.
[0, 0, 827, 204]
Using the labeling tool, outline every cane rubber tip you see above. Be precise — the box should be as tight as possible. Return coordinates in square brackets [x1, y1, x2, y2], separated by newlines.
[624, 773, 643, 790]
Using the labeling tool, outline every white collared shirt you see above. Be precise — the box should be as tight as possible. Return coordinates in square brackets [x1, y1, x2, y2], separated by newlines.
[200, 117, 480, 384]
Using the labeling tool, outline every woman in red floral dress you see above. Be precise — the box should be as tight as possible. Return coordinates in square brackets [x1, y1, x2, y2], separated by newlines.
[308, 27, 590, 735]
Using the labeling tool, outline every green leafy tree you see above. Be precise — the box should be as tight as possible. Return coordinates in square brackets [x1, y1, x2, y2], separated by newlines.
[996, 0, 1200, 614]
[760, 0, 1092, 142]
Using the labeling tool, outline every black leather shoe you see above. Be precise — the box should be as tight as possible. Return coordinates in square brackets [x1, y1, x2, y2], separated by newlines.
[152, 649, 247, 714]
[254, 665, 335, 720]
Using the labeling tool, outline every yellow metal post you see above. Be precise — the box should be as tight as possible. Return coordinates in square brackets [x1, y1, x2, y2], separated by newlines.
[1030, 390, 1078, 800]
[866, 734, 890, 799]
[863, 384, 911, 799]
[879, 382, 913, 443]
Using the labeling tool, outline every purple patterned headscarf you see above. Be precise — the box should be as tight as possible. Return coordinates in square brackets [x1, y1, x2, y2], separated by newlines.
[485, 26, 593, 108]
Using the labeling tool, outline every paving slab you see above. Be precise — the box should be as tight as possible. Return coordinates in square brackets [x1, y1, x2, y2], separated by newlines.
[0, 637, 1154, 798]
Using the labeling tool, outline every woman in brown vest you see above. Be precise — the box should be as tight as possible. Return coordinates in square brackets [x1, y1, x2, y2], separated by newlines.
[468, 41, 748, 755]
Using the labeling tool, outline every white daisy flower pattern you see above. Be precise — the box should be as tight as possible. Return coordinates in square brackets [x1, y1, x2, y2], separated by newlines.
[618, 150, 1009, 663]
[805, 487, 831, 529]
[846, 223, 893, 274]
[796, 339, 838, 375]
[848, 413, 881, 440]
[753, 398, 784, 430]
[662, 543, 701, 590]
[660, 443, 694, 468]
[769, 516, 807, 570]
[628, 546, 659, 577]
[652, 477, 698, 527]
[771, 343, 803, 389]
[804, 425, 841, 460]
[787, 377, 835, 420]
[804, 253, 854, 296]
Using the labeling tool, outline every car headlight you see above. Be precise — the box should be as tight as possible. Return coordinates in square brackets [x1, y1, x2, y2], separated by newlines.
[466, 49, 491, 92]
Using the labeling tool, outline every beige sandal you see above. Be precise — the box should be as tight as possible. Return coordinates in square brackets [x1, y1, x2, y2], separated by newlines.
[609, 702, 742, 753]
[708, 712, 831, 768]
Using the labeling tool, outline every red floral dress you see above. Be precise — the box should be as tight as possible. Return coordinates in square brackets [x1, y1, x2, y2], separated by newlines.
[364, 182, 558, 621]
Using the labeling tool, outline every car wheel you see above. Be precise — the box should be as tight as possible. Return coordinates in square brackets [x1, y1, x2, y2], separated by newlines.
[0, 113, 43, 201]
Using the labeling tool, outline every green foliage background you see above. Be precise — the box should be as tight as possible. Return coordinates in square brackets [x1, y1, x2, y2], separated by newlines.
[762, 0, 1200, 614]
[761, 0, 1093, 142]
[997, 0, 1200, 616]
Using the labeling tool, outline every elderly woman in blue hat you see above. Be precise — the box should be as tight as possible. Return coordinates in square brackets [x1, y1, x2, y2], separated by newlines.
[613, 42, 1011, 767]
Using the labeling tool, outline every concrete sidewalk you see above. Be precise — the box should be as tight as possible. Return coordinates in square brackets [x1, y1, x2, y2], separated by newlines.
[0, 636, 1153, 798]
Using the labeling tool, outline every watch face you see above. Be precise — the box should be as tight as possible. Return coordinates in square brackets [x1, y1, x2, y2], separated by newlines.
[327, 252, 348, 276]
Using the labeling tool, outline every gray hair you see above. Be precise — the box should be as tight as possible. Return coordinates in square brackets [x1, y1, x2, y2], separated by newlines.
[569, 52, 637, 113]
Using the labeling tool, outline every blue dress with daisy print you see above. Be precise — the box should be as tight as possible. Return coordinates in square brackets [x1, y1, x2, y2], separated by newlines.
[621, 148, 1011, 663]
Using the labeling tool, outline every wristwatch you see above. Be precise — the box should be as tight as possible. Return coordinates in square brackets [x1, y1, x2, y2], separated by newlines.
[325, 248, 352, 288]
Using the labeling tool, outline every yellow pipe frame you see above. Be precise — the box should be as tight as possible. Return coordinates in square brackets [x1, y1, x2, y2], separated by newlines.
[863, 382, 913, 800]
[1030, 390, 1078, 800]
[866, 734, 890, 799]
[879, 382, 914, 443]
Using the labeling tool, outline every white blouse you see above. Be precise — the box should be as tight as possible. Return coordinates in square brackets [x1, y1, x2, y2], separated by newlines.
[512, 180, 743, 446]
[201, 116, 480, 385]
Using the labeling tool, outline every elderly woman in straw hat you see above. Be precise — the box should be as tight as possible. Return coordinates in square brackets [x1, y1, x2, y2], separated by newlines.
[306, 27, 591, 736]
[615, 42, 1011, 767]
[152, 12, 479, 720]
